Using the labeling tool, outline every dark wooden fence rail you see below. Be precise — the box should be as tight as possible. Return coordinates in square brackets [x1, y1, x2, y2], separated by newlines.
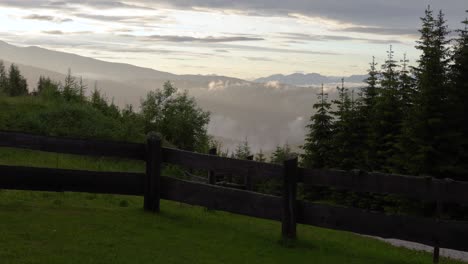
[1, 131, 468, 255]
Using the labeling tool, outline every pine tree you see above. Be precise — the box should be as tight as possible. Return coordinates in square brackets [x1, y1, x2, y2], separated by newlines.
[373, 45, 402, 172]
[302, 84, 334, 168]
[447, 11, 468, 178]
[91, 83, 108, 112]
[270, 144, 295, 164]
[400, 7, 451, 177]
[0, 60, 8, 95]
[255, 149, 267, 162]
[398, 54, 416, 114]
[234, 139, 252, 160]
[78, 77, 87, 102]
[330, 79, 355, 169]
[7, 64, 28, 96]
[36, 76, 60, 97]
[359, 57, 380, 170]
[62, 68, 79, 101]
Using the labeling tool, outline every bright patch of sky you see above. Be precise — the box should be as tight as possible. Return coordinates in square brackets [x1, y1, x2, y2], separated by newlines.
[0, 1, 460, 79]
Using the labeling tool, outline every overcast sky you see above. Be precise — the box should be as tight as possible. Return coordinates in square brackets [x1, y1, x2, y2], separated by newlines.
[0, 1, 466, 79]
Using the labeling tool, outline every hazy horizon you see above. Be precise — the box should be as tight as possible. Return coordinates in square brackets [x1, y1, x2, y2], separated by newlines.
[1, 1, 467, 79]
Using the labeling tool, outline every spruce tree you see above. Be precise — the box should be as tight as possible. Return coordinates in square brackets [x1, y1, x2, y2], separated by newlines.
[359, 57, 380, 170]
[7, 64, 28, 96]
[270, 144, 295, 164]
[62, 68, 80, 101]
[0, 60, 7, 95]
[37, 76, 60, 97]
[373, 45, 402, 172]
[447, 11, 468, 178]
[302, 84, 334, 168]
[400, 7, 451, 177]
[255, 149, 267, 162]
[330, 79, 355, 169]
[398, 54, 416, 114]
[234, 139, 252, 160]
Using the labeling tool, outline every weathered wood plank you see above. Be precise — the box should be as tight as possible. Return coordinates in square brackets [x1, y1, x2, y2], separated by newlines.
[298, 201, 468, 252]
[300, 168, 468, 205]
[0, 131, 146, 160]
[0, 165, 144, 195]
[162, 147, 282, 180]
[160, 176, 282, 221]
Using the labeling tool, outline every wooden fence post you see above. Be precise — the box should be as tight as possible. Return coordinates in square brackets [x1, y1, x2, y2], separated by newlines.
[282, 157, 298, 240]
[433, 179, 445, 264]
[245, 155, 254, 191]
[208, 148, 217, 185]
[144, 132, 162, 213]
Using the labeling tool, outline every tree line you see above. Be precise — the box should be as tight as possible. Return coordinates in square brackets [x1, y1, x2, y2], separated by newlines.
[302, 7, 468, 181]
[0, 66, 211, 153]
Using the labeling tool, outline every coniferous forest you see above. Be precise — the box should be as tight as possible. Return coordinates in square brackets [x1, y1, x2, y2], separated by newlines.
[302, 7, 468, 182]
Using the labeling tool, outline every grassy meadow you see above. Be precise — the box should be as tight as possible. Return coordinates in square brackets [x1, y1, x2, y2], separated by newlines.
[0, 147, 465, 264]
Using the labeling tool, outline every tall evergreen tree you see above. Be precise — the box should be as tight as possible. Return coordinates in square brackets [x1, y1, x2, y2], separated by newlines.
[255, 149, 267, 162]
[36, 76, 60, 97]
[7, 64, 28, 96]
[359, 57, 380, 170]
[373, 45, 402, 172]
[447, 11, 468, 178]
[302, 84, 334, 168]
[0, 60, 8, 95]
[400, 7, 451, 177]
[233, 139, 252, 160]
[398, 54, 417, 114]
[330, 79, 356, 169]
[62, 68, 80, 101]
[270, 144, 295, 164]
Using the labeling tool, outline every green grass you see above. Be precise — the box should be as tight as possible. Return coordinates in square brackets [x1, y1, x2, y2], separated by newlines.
[0, 190, 464, 264]
[0, 147, 465, 264]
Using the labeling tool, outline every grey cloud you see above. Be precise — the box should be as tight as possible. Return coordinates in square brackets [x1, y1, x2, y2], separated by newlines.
[279, 32, 405, 44]
[23, 14, 72, 23]
[41, 30, 93, 35]
[146, 35, 264, 43]
[132, 0, 467, 30]
[244, 57, 274, 62]
[6, 1, 467, 33]
[1, 0, 153, 10]
[75, 14, 142, 22]
[42, 30, 64, 35]
[337, 26, 419, 36]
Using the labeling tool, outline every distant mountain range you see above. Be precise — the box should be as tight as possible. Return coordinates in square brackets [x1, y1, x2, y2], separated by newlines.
[0, 40, 353, 153]
[254, 73, 368, 86]
[0, 40, 244, 84]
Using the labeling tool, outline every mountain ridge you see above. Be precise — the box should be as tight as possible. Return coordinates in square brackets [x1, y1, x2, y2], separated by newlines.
[254, 72, 368, 86]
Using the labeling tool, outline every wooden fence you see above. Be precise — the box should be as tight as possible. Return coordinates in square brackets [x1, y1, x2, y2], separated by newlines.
[0, 131, 467, 260]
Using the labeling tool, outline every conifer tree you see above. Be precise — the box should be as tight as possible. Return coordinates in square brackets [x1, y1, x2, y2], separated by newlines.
[359, 57, 380, 170]
[78, 77, 87, 102]
[399, 7, 451, 176]
[373, 45, 402, 171]
[234, 139, 252, 160]
[302, 84, 334, 168]
[36, 76, 60, 97]
[447, 11, 468, 178]
[7, 64, 28, 96]
[0, 60, 8, 95]
[270, 144, 295, 164]
[398, 54, 416, 114]
[255, 149, 267, 162]
[62, 68, 80, 101]
[330, 79, 355, 169]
